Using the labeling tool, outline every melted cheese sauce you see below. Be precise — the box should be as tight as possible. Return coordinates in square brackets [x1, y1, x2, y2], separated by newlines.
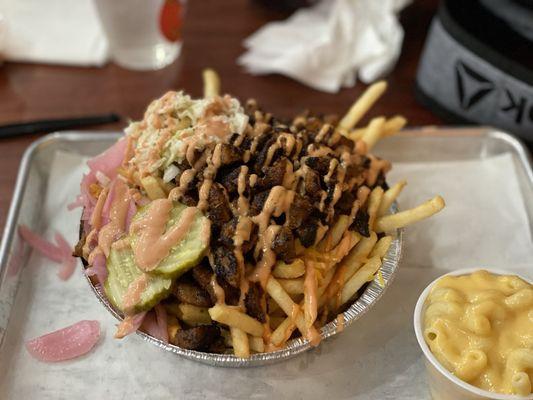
[424, 270, 533, 396]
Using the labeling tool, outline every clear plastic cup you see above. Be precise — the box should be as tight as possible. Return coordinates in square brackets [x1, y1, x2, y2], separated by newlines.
[93, 0, 184, 71]
[413, 268, 533, 400]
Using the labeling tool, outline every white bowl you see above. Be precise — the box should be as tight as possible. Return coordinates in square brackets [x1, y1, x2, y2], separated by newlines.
[413, 268, 533, 400]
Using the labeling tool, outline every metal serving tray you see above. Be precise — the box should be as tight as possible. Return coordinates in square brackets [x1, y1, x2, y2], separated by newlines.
[0, 128, 531, 372]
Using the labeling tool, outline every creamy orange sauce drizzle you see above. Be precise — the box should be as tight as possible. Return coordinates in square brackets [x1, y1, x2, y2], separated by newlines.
[90, 188, 109, 231]
[366, 155, 391, 186]
[197, 144, 222, 211]
[304, 262, 318, 328]
[307, 144, 333, 157]
[264, 142, 280, 168]
[98, 180, 131, 257]
[251, 186, 295, 233]
[282, 161, 295, 189]
[249, 174, 257, 188]
[114, 314, 143, 339]
[169, 169, 196, 201]
[251, 225, 281, 287]
[123, 273, 149, 313]
[315, 124, 331, 143]
[237, 166, 249, 214]
[130, 199, 197, 270]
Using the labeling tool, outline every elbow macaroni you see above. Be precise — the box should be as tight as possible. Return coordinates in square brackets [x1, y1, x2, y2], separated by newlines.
[423, 270, 533, 396]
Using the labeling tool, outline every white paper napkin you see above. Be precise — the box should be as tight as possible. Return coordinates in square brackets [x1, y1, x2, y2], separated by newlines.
[239, 0, 412, 93]
[0, 0, 108, 66]
[0, 145, 531, 399]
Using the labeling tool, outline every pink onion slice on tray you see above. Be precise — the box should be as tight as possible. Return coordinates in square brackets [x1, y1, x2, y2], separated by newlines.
[18, 225, 63, 263]
[58, 256, 77, 281]
[25, 320, 101, 362]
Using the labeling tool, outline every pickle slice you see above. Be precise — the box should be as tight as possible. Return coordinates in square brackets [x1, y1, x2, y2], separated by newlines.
[130, 202, 210, 278]
[104, 246, 172, 313]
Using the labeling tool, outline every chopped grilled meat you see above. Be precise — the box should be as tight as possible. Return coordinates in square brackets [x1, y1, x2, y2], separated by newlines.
[334, 134, 355, 151]
[217, 277, 240, 306]
[305, 156, 332, 176]
[212, 245, 240, 288]
[207, 183, 232, 225]
[219, 143, 242, 166]
[336, 191, 356, 215]
[303, 168, 323, 202]
[173, 325, 220, 351]
[243, 224, 258, 255]
[255, 158, 288, 191]
[296, 216, 319, 248]
[218, 165, 241, 198]
[374, 171, 389, 190]
[191, 263, 217, 304]
[173, 279, 213, 307]
[271, 226, 296, 262]
[287, 194, 312, 229]
[180, 193, 198, 207]
[219, 216, 258, 255]
[351, 210, 370, 237]
[244, 283, 266, 323]
[249, 190, 270, 217]
[252, 136, 280, 173]
[207, 336, 226, 354]
[219, 217, 237, 248]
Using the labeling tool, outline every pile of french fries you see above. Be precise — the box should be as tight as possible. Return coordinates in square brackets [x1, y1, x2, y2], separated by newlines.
[166, 71, 445, 357]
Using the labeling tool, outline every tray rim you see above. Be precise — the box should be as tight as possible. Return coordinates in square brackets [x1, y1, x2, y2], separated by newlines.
[1, 127, 531, 366]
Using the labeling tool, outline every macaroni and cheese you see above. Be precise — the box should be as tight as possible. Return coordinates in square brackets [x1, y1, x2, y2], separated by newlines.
[424, 270, 533, 396]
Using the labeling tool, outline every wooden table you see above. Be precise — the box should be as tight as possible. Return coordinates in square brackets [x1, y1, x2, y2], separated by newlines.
[0, 0, 440, 232]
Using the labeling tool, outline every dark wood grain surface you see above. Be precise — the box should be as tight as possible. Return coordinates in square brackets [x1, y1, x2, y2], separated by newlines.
[0, 0, 440, 232]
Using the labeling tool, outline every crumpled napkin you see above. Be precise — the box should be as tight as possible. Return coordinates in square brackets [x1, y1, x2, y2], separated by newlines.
[0, 0, 108, 66]
[239, 0, 411, 93]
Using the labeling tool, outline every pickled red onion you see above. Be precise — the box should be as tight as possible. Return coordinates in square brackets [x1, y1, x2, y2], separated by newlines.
[25, 320, 100, 362]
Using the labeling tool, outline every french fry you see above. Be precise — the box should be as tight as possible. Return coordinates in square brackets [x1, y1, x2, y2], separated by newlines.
[249, 336, 265, 353]
[278, 278, 304, 295]
[230, 327, 250, 358]
[208, 304, 263, 337]
[319, 232, 378, 300]
[165, 303, 212, 326]
[369, 236, 393, 259]
[340, 256, 382, 305]
[317, 215, 351, 252]
[361, 117, 386, 151]
[304, 262, 318, 329]
[272, 259, 306, 279]
[367, 187, 384, 230]
[381, 115, 407, 136]
[270, 317, 296, 347]
[375, 196, 445, 233]
[349, 115, 407, 140]
[203, 68, 220, 98]
[378, 180, 407, 217]
[338, 81, 388, 131]
[266, 277, 318, 340]
[167, 315, 181, 345]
